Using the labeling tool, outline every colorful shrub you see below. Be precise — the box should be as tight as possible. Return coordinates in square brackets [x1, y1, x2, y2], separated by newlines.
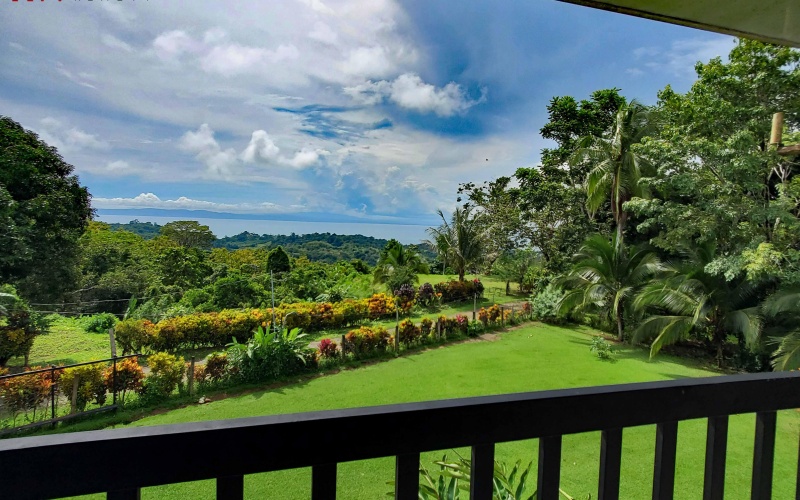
[398, 319, 422, 346]
[433, 280, 485, 303]
[0, 368, 55, 418]
[454, 314, 469, 334]
[60, 364, 107, 412]
[343, 326, 390, 357]
[204, 352, 229, 382]
[417, 283, 436, 308]
[104, 356, 144, 404]
[318, 338, 338, 359]
[394, 284, 416, 313]
[114, 319, 155, 354]
[144, 352, 185, 399]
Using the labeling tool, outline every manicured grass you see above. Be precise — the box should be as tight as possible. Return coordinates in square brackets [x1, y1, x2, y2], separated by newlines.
[7, 316, 112, 368]
[74, 324, 798, 499]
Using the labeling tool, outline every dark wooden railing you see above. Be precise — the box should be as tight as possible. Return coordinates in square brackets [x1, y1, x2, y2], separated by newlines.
[1, 372, 799, 499]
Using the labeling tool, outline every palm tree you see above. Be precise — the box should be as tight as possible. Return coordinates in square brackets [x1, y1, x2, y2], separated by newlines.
[572, 100, 657, 243]
[373, 240, 427, 292]
[426, 205, 485, 281]
[633, 242, 760, 366]
[559, 233, 665, 341]
[759, 289, 800, 370]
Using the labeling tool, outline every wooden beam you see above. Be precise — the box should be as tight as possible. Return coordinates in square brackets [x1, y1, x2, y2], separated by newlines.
[778, 144, 800, 156]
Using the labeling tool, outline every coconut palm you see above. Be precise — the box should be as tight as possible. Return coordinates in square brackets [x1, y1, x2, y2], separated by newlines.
[572, 100, 658, 243]
[426, 205, 486, 281]
[759, 289, 800, 370]
[559, 233, 665, 341]
[633, 242, 760, 366]
[373, 239, 427, 292]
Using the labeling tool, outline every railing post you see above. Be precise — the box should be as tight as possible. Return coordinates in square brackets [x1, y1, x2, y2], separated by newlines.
[188, 357, 195, 396]
[311, 463, 337, 500]
[112, 356, 118, 406]
[216, 475, 244, 500]
[49, 365, 56, 424]
[473, 293, 477, 321]
[107, 489, 140, 500]
[751, 411, 777, 500]
[537, 435, 562, 500]
[471, 443, 495, 499]
[395, 453, 420, 500]
[598, 428, 622, 500]
[653, 421, 678, 500]
[703, 416, 728, 500]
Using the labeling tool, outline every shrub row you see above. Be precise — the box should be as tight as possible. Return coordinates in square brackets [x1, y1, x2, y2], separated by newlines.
[0, 355, 180, 421]
[115, 293, 401, 354]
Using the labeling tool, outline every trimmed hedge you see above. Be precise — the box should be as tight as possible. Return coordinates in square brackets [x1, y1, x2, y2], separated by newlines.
[115, 294, 399, 354]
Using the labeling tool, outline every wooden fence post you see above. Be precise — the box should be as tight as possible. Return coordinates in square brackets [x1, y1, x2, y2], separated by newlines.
[70, 376, 80, 415]
[473, 294, 477, 321]
[188, 357, 196, 396]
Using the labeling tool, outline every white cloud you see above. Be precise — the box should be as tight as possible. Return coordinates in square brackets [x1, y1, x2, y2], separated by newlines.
[309, 22, 338, 45]
[107, 160, 130, 171]
[240, 130, 326, 169]
[297, 0, 335, 15]
[56, 63, 97, 89]
[632, 37, 734, 77]
[153, 30, 199, 60]
[179, 124, 238, 177]
[93, 192, 293, 214]
[344, 73, 484, 117]
[101, 34, 133, 53]
[201, 43, 299, 76]
[241, 130, 281, 162]
[38, 117, 109, 153]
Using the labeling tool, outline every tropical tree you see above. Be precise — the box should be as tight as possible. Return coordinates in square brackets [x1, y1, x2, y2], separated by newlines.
[633, 242, 761, 366]
[572, 100, 658, 243]
[160, 220, 216, 249]
[559, 234, 665, 341]
[426, 205, 485, 281]
[373, 239, 427, 292]
[759, 289, 800, 370]
[0, 116, 93, 303]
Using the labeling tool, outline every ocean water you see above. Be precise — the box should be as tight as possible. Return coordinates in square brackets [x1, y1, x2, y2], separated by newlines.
[96, 215, 430, 244]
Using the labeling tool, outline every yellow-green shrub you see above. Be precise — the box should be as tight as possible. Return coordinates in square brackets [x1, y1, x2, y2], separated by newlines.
[60, 363, 107, 411]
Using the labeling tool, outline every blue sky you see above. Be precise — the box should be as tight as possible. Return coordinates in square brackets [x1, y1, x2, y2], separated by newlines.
[0, 0, 734, 236]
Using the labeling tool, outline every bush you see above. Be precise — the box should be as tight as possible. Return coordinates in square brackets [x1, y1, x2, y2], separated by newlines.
[82, 313, 119, 334]
[0, 368, 56, 419]
[0, 285, 48, 366]
[590, 336, 614, 360]
[394, 284, 416, 313]
[226, 327, 315, 383]
[318, 338, 338, 359]
[142, 352, 185, 400]
[104, 356, 144, 404]
[454, 314, 469, 335]
[530, 284, 565, 324]
[204, 352, 229, 382]
[343, 326, 391, 358]
[398, 319, 422, 347]
[60, 364, 107, 412]
[417, 283, 436, 308]
[433, 279, 484, 303]
[114, 319, 155, 354]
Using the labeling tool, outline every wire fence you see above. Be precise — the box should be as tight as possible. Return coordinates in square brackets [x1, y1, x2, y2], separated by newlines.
[0, 354, 140, 436]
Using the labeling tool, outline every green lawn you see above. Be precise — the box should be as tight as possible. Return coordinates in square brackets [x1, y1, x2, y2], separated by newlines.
[7, 316, 112, 368]
[69, 324, 798, 499]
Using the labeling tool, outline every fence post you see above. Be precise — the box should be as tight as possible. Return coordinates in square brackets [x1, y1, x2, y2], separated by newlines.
[50, 365, 56, 424]
[437, 319, 442, 340]
[341, 334, 346, 356]
[189, 357, 196, 396]
[395, 308, 400, 354]
[70, 376, 79, 414]
[473, 294, 477, 321]
[111, 356, 118, 406]
[501, 307, 505, 329]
